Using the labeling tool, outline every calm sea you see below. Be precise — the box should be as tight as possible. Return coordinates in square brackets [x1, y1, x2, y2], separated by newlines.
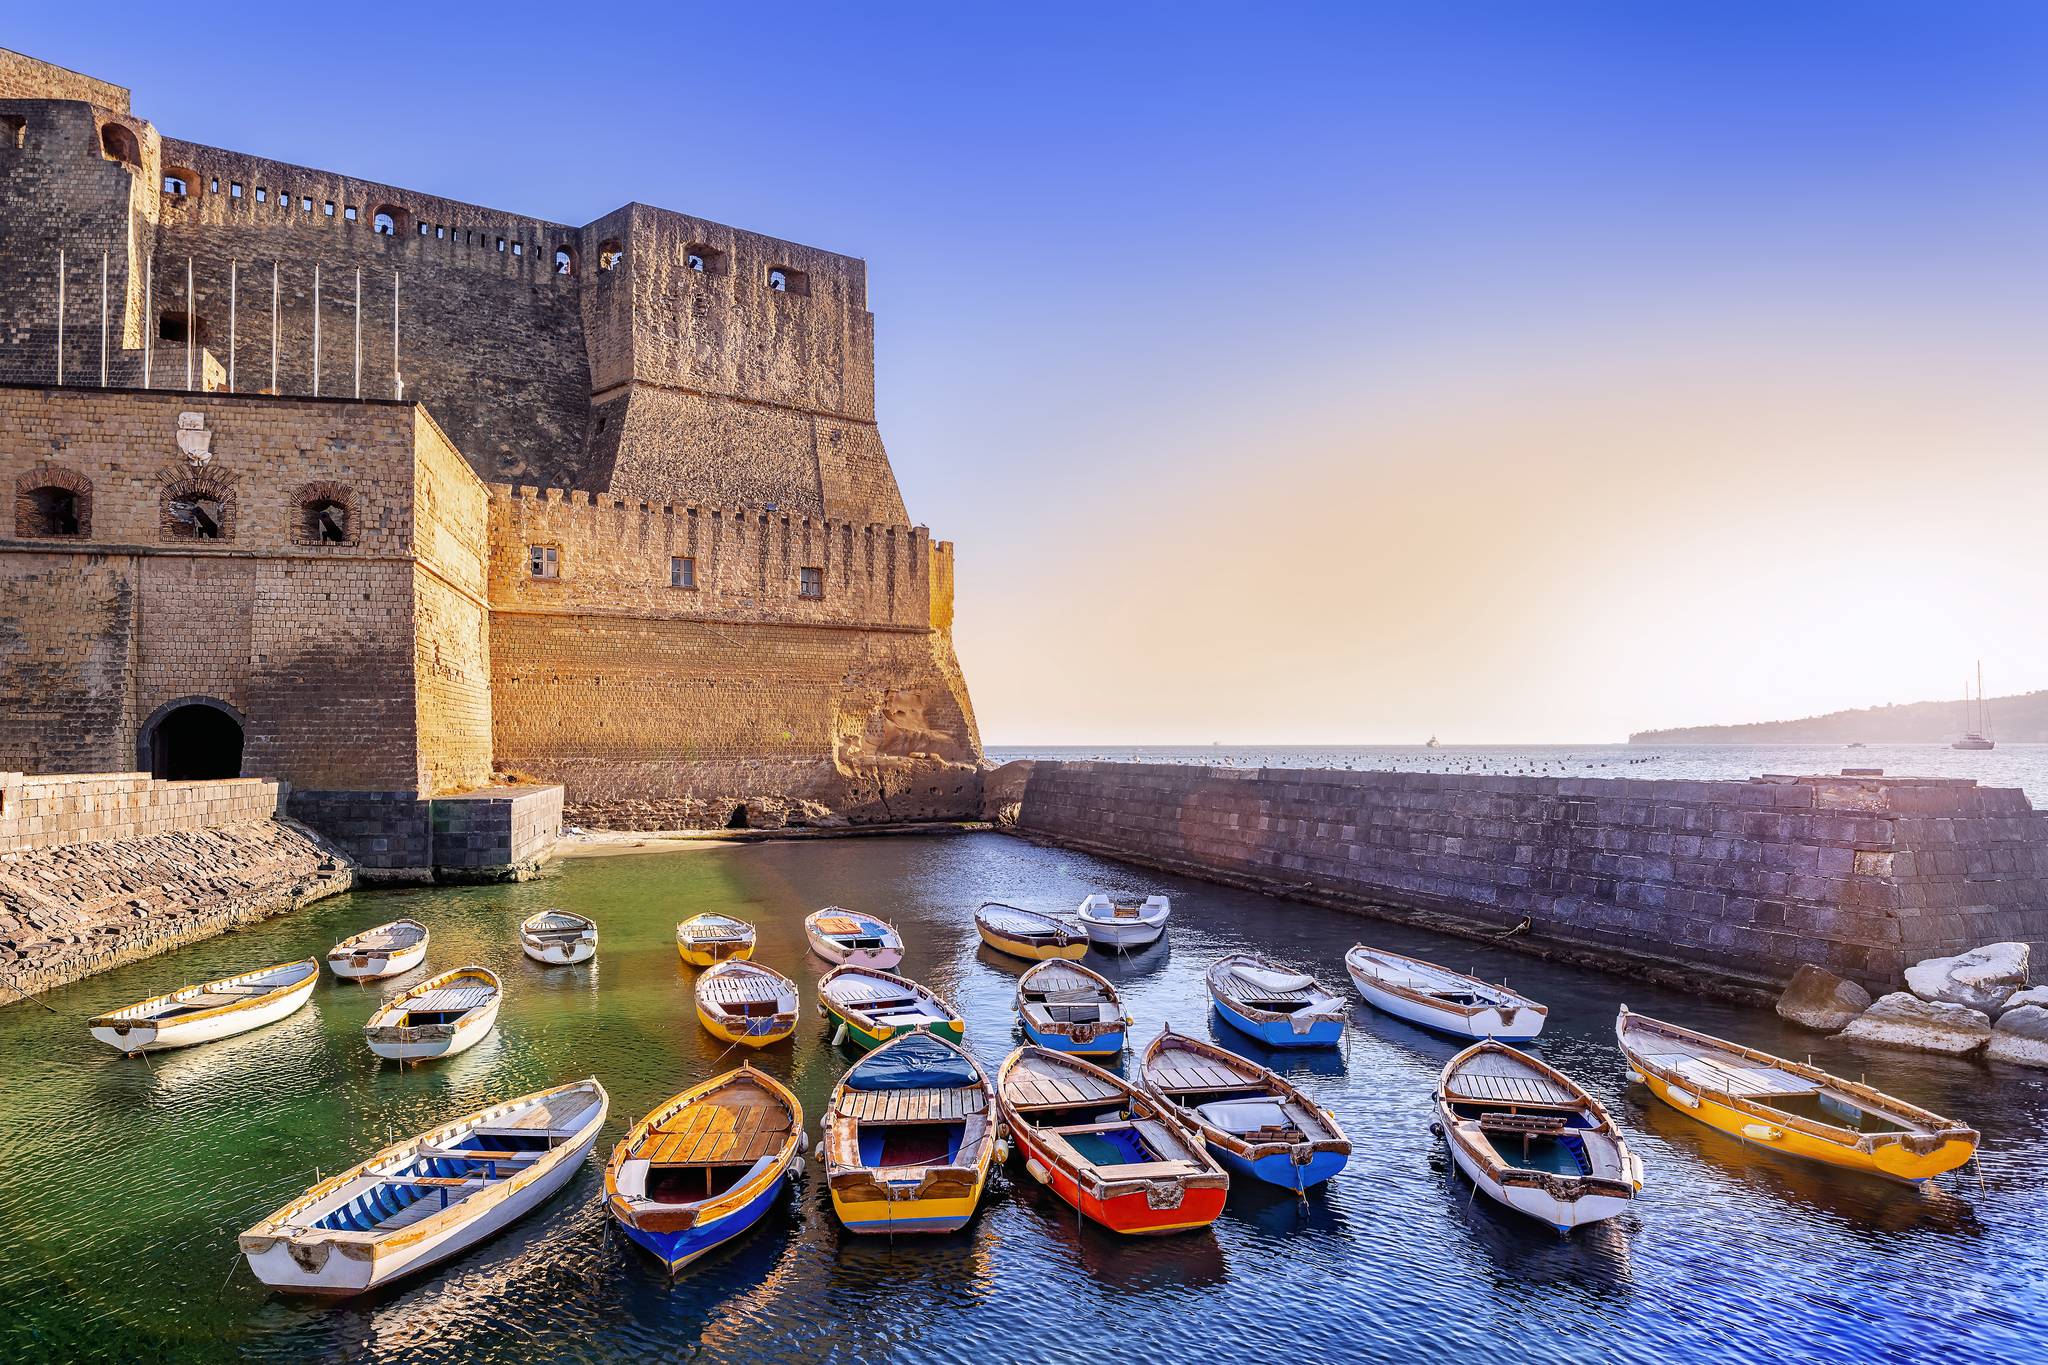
[989, 743, 2048, 806]
[2, 832, 2043, 1362]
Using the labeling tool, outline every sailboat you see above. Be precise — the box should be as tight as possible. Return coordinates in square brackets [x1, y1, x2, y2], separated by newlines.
[1952, 661, 1995, 751]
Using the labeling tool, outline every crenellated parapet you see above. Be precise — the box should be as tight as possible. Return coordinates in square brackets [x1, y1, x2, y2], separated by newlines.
[486, 481, 950, 633]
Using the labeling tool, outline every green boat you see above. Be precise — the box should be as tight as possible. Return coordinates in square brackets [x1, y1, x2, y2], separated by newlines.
[818, 964, 966, 1052]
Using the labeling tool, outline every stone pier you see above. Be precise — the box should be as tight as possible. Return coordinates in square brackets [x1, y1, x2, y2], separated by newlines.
[987, 761, 2048, 996]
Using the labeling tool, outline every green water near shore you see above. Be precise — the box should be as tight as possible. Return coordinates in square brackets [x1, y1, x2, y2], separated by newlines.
[2, 832, 2044, 1363]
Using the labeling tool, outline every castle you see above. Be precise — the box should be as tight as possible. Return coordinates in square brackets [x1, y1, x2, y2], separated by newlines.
[0, 49, 982, 872]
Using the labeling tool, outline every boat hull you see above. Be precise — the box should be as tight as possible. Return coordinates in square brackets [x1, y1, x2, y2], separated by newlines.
[1077, 918, 1166, 951]
[1440, 1126, 1627, 1232]
[366, 999, 500, 1063]
[977, 924, 1086, 962]
[809, 939, 903, 971]
[695, 1000, 795, 1048]
[1012, 1127, 1225, 1235]
[522, 939, 596, 966]
[91, 973, 317, 1055]
[826, 1002, 965, 1052]
[830, 1187, 983, 1235]
[1208, 1141, 1347, 1192]
[1348, 970, 1545, 1041]
[617, 1165, 788, 1272]
[678, 941, 752, 966]
[328, 941, 427, 982]
[1631, 1061, 1971, 1182]
[1022, 1017, 1125, 1057]
[1212, 997, 1343, 1049]
[241, 1118, 601, 1294]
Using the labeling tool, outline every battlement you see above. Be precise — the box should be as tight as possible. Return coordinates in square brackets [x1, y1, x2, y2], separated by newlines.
[486, 481, 947, 632]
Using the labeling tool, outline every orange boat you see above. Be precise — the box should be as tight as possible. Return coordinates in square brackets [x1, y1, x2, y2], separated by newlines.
[995, 1045, 1227, 1236]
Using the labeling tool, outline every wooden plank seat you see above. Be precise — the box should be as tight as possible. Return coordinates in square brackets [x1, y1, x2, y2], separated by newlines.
[1217, 970, 1320, 1004]
[1005, 1063, 1126, 1110]
[837, 1086, 989, 1122]
[702, 975, 787, 1004]
[1445, 1072, 1578, 1106]
[1478, 1112, 1568, 1134]
[1078, 1158, 1194, 1180]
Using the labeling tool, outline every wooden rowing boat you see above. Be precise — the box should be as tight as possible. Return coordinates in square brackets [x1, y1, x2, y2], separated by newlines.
[820, 1032, 997, 1234]
[677, 913, 755, 966]
[519, 909, 597, 966]
[1072, 893, 1170, 951]
[996, 1045, 1228, 1235]
[1345, 944, 1547, 1041]
[1436, 1041, 1640, 1231]
[327, 919, 429, 982]
[605, 1065, 804, 1272]
[804, 908, 905, 970]
[1205, 953, 1345, 1048]
[89, 957, 320, 1056]
[1016, 959, 1130, 1057]
[238, 1078, 609, 1295]
[1616, 1006, 1978, 1183]
[975, 902, 1086, 961]
[695, 960, 799, 1048]
[1140, 1028, 1350, 1191]
[818, 965, 965, 1052]
[364, 966, 502, 1063]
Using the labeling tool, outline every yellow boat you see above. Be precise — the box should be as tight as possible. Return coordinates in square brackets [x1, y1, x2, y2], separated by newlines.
[1616, 1006, 1978, 1183]
[677, 914, 755, 966]
[821, 1032, 997, 1233]
[974, 902, 1087, 961]
[694, 960, 798, 1048]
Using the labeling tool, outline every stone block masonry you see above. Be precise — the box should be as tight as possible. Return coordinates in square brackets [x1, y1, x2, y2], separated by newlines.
[993, 762, 2048, 996]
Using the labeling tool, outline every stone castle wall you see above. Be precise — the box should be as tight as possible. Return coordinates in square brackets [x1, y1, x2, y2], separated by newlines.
[0, 770, 283, 853]
[995, 761, 2048, 994]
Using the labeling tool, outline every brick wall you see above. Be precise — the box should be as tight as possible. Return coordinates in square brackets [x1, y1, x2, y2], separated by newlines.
[0, 50, 129, 111]
[998, 761, 2048, 993]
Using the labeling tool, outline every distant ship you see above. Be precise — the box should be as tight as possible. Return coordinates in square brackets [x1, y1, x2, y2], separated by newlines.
[1952, 661, 1996, 751]
[1845, 742, 1867, 749]
[1425, 735, 1441, 749]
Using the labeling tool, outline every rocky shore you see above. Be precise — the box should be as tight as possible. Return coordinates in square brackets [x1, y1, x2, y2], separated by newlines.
[1777, 942, 2047, 1066]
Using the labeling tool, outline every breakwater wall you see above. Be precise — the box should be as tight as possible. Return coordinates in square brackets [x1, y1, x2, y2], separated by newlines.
[987, 761, 2048, 996]
[0, 772, 350, 1000]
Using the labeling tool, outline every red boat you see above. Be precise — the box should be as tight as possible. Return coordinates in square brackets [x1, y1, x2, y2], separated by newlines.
[995, 1046, 1228, 1235]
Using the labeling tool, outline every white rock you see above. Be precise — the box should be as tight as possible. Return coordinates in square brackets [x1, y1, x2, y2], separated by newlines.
[2000, 986, 2048, 1015]
[1837, 992, 1992, 1056]
[1987, 1005, 2048, 1068]
[1775, 965, 1872, 1032]
[1903, 943, 2030, 1012]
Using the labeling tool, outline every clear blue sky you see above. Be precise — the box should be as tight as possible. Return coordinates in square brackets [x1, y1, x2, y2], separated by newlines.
[22, 4, 2048, 742]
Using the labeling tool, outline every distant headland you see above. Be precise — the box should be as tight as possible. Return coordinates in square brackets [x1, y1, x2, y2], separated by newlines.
[1630, 689, 2048, 744]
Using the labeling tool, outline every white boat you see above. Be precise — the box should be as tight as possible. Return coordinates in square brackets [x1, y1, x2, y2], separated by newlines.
[327, 919, 429, 981]
[1344, 945, 1547, 1041]
[1435, 1041, 1641, 1232]
[1072, 893, 1170, 951]
[238, 1078, 608, 1296]
[364, 966, 502, 1063]
[89, 958, 320, 1056]
[804, 908, 906, 969]
[520, 910, 598, 966]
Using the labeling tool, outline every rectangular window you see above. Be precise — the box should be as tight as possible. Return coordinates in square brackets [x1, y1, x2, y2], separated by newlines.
[209, 177, 219, 194]
[323, 201, 335, 217]
[496, 237, 506, 252]
[420, 222, 431, 236]
[670, 556, 696, 589]
[230, 182, 243, 198]
[798, 566, 824, 599]
[255, 187, 267, 203]
[512, 242, 523, 256]
[343, 205, 357, 222]
[302, 196, 313, 212]
[529, 545, 559, 579]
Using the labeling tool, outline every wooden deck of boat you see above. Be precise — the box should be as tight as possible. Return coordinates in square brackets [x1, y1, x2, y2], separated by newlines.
[837, 1086, 989, 1122]
[1639, 1043, 1821, 1098]
[644, 1094, 793, 1164]
[826, 974, 920, 1005]
[1445, 1053, 1577, 1106]
[403, 984, 496, 1014]
[1022, 964, 1106, 1000]
[701, 971, 790, 1004]
[341, 924, 419, 951]
[1006, 1056, 1126, 1109]
[1214, 969, 1320, 1005]
[980, 907, 1059, 935]
[1148, 1052, 1257, 1093]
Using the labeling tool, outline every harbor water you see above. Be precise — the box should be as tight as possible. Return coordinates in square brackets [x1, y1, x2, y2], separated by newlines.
[2, 831, 2044, 1363]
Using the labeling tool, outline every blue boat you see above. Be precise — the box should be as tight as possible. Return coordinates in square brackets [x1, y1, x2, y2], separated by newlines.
[1016, 959, 1130, 1057]
[1141, 1028, 1351, 1191]
[1205, 953, 1346, 1049]
[604, 1065, 804, 1273]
